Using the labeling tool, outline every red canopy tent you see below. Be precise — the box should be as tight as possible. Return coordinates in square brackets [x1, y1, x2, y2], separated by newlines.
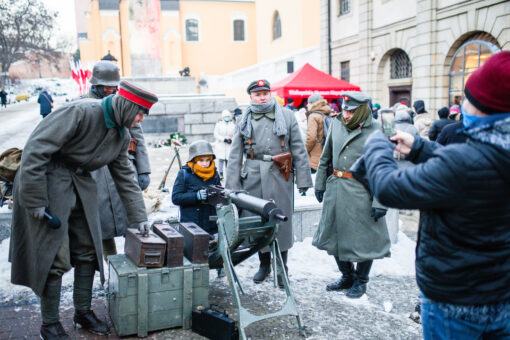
[271, 63, 360, 106]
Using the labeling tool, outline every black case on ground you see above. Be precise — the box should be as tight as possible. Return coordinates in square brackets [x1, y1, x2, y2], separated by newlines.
[191, 306, 238, 340]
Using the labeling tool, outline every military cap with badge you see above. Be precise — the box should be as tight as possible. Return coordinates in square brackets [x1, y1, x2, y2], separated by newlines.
[341, 91, 371, 111]
[247, 79, 271, 94]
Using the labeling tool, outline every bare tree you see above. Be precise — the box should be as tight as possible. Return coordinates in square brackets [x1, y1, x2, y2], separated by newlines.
[0, 0, 58, 84]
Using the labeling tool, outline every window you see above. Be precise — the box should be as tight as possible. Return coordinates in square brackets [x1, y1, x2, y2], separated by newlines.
[338, 0, 350, 16]
[390, 50, 412, 79]
[287, 61, 294, 73]
[233, 19, 245, 41]
[340, 61, 350, 82]
[448, 34, 500, 106]
[273, 11, 281, 40]
[185, 18, 199, 42]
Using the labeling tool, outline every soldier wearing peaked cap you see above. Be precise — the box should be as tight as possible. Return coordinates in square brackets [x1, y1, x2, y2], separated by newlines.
[79, 61, 152, 261]
[226, 79, 313, 288]
[9, 80, 157, 339]
[313, 91, 391, 299]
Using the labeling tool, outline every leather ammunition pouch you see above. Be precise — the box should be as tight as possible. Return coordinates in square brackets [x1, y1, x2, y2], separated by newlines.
[128, 138, 138, 155]
[271, 152, 292, 181]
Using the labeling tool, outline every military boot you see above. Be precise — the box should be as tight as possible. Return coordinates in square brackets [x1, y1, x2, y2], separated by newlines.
[346, 260, 373, 299]
[40, 274, 65, 339]
[73, 310, 110, 335]
[253, 252, 271, 284]
[277, 251, 289, 289]
[326, 259, 354, 291]
[40, 322, 69, 340]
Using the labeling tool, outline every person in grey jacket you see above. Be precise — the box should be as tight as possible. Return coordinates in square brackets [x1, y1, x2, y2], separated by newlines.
[83, 61, 151, 260]
[226, 79, 312, 288]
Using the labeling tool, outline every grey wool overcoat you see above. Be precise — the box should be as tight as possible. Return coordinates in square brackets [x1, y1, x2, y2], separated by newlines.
[9, 98, 147, 296]
[91, 123, 150, 240]
[313, 114, 391, 262]
[226, 107, 313, 252]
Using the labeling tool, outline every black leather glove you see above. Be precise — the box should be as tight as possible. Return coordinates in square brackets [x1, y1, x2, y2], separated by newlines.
[138, 173, 150, 191]
[298, 187, 308, 196]
[371, 208, 387, 222]
[315, 190, 324, 203]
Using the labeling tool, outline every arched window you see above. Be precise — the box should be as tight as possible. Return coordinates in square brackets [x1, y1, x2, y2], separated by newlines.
[448, 34, 500, 106]
[273, 11, 281, 40]
[185, 18, 199, 42]
[390, 50, 412, 79]
[233, 19, 245, 41]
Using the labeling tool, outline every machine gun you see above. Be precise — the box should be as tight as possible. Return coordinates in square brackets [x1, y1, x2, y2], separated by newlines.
[202, 185, 306, 340]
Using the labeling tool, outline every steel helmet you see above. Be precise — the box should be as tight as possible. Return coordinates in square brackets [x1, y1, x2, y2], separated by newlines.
[89, 61, 120, 86]
[187, 140, 215, 162]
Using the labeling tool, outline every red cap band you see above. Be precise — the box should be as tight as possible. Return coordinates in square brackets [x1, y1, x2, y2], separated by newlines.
[118, 87, 154, 109]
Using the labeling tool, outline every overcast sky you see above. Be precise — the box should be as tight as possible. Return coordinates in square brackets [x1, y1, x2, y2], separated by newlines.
[43, 0, 77, 52]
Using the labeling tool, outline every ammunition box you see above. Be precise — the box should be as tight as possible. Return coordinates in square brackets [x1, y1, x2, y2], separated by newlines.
[107, 255, 209, 337]
[178, 222, 209, 264]
[124, 228, 166, 268]
[153, 223, 184, 268]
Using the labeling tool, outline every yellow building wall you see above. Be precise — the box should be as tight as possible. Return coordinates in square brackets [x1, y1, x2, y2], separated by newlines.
[99, 11, 122, 69]
[255, 0, 319, 62]
[160, 11, 183, 76]
[119, 1, 131, 76]
[179, 1, 257, 77]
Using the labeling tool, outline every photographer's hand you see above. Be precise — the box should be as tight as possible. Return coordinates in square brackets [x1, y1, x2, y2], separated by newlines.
[390, 130, 415, 156]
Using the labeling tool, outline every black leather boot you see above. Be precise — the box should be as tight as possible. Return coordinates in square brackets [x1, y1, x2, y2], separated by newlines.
[277, 251, 288, 289]
[326, 258, 354, 291]
[253, 252, 271, 283]
[40, 322, 69, 340]
[346, 260, 373, 299]
[73, 310, 110, 335]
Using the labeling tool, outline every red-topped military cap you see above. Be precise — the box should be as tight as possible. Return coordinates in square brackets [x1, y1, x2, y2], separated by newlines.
[247, 79, 271, 94]
[118, 80, 158, 110]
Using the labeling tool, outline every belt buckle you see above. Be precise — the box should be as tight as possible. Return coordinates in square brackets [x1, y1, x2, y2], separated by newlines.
[263, 154, 272, 162]
[336, 170, 343, 177]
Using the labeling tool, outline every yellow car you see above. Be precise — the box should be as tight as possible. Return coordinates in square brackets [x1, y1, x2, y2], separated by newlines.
[15, 93, 29, 102]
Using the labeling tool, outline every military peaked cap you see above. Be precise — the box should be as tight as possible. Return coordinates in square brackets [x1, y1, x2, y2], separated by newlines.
[118, 80, 158, 110]
[247, 79, 271, 94]
[341, 91, 371, 111]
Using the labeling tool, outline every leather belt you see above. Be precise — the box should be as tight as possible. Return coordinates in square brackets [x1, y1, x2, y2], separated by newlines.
[51, 155, 89, 176]
[333, 169, 353, 178]
[244, 151, 273, 161]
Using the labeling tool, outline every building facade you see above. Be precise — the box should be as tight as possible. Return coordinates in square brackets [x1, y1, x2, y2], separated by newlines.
[321, 0, 509, 113]
[76, 0, 257, 78]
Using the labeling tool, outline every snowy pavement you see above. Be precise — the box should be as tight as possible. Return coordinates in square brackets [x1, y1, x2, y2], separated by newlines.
[0, 95, 423, 338]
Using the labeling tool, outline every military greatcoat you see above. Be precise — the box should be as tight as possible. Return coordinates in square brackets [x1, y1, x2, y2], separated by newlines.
[313, 114, 391, 262]
[9, 99, 147, 296]
[226, 107, 313, 252]
[84, 90, 151, 239]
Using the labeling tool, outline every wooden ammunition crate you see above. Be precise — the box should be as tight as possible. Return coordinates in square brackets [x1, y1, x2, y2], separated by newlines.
[107, 255, 209, 337]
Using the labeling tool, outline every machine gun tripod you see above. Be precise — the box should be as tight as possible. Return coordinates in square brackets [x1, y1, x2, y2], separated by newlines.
[158, 141, 183, 191]
[205, 185, 306, 340]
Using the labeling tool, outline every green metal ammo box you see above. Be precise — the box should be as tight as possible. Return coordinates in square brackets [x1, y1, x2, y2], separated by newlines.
[107, 254, 209, 337]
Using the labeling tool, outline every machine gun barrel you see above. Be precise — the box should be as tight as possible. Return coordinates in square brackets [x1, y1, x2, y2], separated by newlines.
[206, 185, 287, 222]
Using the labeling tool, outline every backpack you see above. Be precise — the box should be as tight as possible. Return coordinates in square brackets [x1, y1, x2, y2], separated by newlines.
[311, 111, 331, 146]
[0, 148, 22, 182]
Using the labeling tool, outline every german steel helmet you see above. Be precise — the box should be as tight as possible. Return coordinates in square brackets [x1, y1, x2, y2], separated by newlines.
[89, 61, 120, 86]
[188, 140, 216, 162]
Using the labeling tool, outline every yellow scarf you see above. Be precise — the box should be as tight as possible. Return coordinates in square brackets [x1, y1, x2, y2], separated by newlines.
[187, 156, 215, 181]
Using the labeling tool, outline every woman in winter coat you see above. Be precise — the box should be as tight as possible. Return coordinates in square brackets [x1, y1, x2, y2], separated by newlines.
[413, 100, 432, 140]
[305, 93, 332, 172]
[213, 110, 236, 178]
[313, 91, 391, 299]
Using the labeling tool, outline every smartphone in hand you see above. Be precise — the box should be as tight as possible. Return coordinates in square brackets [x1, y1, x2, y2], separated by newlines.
[381, 112, 396, 137]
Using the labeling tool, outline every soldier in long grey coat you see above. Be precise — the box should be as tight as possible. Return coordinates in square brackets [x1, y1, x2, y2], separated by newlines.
[226, 79, 312, 287]
[84, 61, 151, 259]
[313, 92, 391, 299]
[9, 80, 157, 339]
